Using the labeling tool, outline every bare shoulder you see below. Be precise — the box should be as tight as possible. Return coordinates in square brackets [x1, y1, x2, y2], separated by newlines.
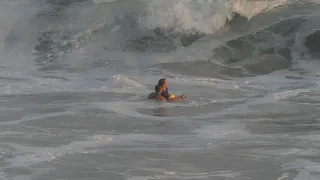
[147, 92, 157, 99]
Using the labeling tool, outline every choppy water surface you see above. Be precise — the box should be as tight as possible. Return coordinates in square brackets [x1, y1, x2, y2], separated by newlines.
[1, 0, 320, 180]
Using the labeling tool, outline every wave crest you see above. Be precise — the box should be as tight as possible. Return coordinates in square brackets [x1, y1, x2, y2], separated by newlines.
[138, 0, 287, 34]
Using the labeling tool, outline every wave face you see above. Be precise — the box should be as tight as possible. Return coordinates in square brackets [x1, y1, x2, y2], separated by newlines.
[1, 1, 320, 180]
[2, 0, 319, 75]
[139, 0, 286, 34]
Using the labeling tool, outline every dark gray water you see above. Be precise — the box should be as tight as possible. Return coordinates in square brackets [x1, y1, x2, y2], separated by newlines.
[1, 0, 320, 180]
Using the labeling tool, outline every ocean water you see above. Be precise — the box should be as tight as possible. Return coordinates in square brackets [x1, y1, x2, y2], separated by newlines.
[0, 0, 320, 179]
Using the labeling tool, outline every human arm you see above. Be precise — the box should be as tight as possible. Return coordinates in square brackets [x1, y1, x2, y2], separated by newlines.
[168, 95, 186, 101]
[155, 95, 167, 102]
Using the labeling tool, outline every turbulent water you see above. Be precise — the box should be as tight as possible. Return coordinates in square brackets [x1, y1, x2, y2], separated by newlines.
[1, 0, 320, 179]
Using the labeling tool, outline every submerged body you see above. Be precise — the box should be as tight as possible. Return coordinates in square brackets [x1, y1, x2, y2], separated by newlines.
[147, 92, 167, 101]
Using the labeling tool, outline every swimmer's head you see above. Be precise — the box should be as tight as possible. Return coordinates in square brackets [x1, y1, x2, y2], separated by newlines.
[158, 78, 168, 88]
[155, 85, 162, 93]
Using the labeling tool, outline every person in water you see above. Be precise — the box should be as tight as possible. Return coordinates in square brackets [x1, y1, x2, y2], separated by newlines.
[147, 84, 167, 101]
[147, 78, 186, 101]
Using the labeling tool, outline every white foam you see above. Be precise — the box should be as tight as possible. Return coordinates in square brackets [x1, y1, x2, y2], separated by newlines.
[273, 88, 309, 100]
[0, 73, 149, 95]
[90, 96, 229, 122]
[91, 101, 174, 121]
[294, 134, 320, 142]
[192, 122, 251, 140]
[0, 172, 11, 180]
[108, 74, 148, 90]
[283, 159, 320, 180]
[5, 134, 169, 168]
[139, 0, 287, 34]
[0, 76, 75, 95]
[277, 172, 290, 180]
[252, 147, 320, 159]
[233, 0, 287, 19]
[0, 111, 76, 125]
[128, 170, 239, 180]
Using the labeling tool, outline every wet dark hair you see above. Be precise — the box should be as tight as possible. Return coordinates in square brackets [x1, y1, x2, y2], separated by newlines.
[155, 85, 162, 92]
[157, 78, 166, 86]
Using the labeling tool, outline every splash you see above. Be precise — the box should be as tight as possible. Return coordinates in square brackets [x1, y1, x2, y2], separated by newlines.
[139, 0, 287, 34]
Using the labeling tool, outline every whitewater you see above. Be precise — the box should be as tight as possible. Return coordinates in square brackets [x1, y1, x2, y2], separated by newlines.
[0, 0, 320, 179]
